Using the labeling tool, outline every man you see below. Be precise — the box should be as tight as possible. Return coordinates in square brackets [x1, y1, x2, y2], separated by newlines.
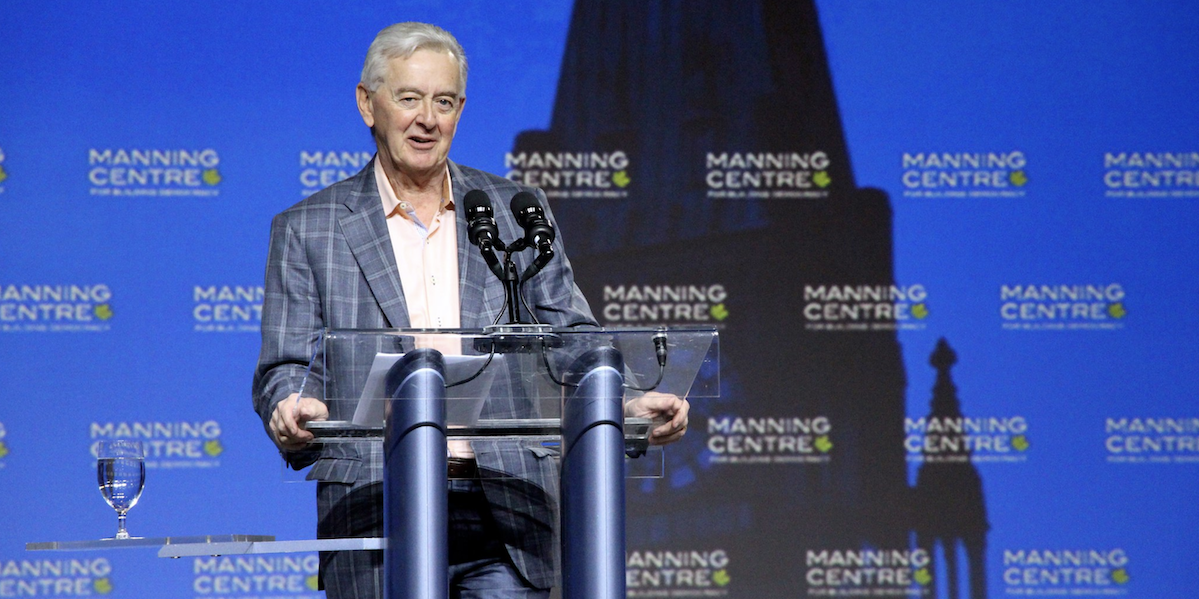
[253, 22, 688, 599]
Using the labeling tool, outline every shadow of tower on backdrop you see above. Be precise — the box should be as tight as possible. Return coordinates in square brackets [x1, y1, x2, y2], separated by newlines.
[509, 0, 927, 595]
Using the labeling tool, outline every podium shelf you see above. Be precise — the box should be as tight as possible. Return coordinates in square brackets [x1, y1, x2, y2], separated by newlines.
[26, 535, 274, 552]
[26, 536, 389, 558]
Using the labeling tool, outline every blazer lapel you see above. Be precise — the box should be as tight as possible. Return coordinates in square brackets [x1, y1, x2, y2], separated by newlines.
[451, 161, 505, 328]
[338, 161, 410, 328]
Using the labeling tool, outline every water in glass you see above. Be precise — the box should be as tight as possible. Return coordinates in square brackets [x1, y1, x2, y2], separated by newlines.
[96, 440, 145, 539]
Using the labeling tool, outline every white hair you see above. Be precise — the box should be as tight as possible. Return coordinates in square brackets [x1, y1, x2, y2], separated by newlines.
[360, 22, 468, 95]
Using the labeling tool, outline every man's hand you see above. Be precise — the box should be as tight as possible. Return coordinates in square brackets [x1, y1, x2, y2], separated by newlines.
[625, 391, 689, 446]
[269, 393, 329, 451]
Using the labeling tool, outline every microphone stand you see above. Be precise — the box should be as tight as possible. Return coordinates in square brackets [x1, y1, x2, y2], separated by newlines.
[502, 253, 523, 325]
[472, 237, 567, 354]
[494, 237, 531, 325]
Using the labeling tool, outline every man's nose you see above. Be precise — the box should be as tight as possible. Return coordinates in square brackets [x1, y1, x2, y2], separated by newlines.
[414, 100, 436, 127]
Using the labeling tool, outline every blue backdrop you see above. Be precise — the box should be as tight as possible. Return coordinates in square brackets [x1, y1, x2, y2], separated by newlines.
[1, 1, 1196, 598]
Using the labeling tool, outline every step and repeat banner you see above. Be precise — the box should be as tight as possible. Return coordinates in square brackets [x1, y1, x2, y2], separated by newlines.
[2, 1, 1197, 598]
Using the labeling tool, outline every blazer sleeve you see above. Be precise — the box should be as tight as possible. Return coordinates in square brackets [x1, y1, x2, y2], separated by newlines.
[252, 211, 325, 437]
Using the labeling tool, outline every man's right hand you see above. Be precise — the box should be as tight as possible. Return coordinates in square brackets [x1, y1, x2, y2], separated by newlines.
[269, 393, 329, 451]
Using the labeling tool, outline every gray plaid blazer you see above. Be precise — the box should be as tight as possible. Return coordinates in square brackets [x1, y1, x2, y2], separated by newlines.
[252, 159, 597, 588]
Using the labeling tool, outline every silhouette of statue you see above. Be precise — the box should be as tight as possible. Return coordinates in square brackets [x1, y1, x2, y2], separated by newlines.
[912, 339, 990, 599]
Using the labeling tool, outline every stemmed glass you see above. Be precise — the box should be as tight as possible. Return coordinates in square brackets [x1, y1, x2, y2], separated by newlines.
[96, 440, 145, 540]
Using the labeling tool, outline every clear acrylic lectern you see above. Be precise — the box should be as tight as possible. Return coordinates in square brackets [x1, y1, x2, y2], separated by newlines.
[300, 325, 718, 599]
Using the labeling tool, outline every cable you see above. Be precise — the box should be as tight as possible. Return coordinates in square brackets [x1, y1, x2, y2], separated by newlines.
[445, 349, 497, 389]
[539, 332, 668, 392]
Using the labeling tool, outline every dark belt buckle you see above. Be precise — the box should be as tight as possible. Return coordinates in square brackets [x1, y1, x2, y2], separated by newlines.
[447, 457, 478, 479]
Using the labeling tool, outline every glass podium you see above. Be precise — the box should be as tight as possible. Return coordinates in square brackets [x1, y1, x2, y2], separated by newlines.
[299, 325, 718, 455]
[301, 325, 717, 599]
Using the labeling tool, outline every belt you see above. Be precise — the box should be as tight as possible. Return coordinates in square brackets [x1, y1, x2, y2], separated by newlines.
[447, 457, 479, 479]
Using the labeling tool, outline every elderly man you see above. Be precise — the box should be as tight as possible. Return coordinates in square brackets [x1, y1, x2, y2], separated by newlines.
[253, 22, 688, 599]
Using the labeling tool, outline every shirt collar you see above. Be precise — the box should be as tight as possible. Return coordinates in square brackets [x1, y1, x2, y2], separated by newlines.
[375, 158, 456, 221]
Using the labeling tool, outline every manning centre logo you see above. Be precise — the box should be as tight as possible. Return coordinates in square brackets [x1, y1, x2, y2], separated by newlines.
[504, 151, 631, 199]
[706, 151, 831, 199]
[905, 415, 1030, 463]
[1002, 548, 1131, 595]
[1105, 417, 1199, 464]
[299, 150, 372, 196]
[0, 146, 8, 194]
[901, 151, 1028, 198]
[600, 284, 729, 327]
[626, 548, 731, 598]
[88, 148, 221, 197]
[1000, 284, 1126, 330]
[191, 555, 321, 599]
[0, 284, 114, 333]
[1104, 152, 1199, 198]
[0, 556, 116, 596]
[803, 284, 929, 331]
[804, 548, 932, 596]
[90, 421, 223, 469]
[706, 416, 833, 464]
[193, 285, 263, 333]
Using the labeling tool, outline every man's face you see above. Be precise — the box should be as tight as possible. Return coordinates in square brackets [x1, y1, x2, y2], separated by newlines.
[357, 48, 465, 184]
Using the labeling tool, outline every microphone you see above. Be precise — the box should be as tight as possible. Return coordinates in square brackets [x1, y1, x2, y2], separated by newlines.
[510, 192, 556, 254]
[509, 192, 556, 282]
[652, 330, 668, 367]
[464, 190, 501, 250]
[463, 190, 505, 280]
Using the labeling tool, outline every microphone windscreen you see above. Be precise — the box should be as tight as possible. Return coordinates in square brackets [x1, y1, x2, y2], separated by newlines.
[509, 191, 540, 215]
[464, 189, 493, 212]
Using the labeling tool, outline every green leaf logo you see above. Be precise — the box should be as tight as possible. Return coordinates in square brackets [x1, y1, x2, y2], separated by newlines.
[204, 439, 224, 457]
[94, 304, 114, 321]
[93, 577, 114, 594]
[914, 568, 932, 586]
[712, 569, 731, 587]
[1111, 568, 1130, 585]
[710, 303, 729, 321]
[202, 169, 222, 186]
[612, 170, 631, 188]
[1009, 170, 1028, 187]
[1012, 435, 1030, 452]
[0, 165, 8, 184]
[1108, 303, 1127, 319]
[813, 171, 831, 188]
[0, 441, 9, 459]
[815, 435, 833, 453]
[307, 575, 321, 590]
[911, 303, 930, 320]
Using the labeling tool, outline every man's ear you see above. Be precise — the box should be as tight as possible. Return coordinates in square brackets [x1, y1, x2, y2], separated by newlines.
[452, 95, 467, 126]
[356, 83, 375, 128]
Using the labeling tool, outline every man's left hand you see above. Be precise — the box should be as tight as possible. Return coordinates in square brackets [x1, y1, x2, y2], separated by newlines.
[625, 391, 689, 445]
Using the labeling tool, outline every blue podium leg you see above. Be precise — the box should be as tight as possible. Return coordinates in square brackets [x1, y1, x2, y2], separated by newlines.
[384, 349, 448, 599]
[561, 346, 626, 599]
